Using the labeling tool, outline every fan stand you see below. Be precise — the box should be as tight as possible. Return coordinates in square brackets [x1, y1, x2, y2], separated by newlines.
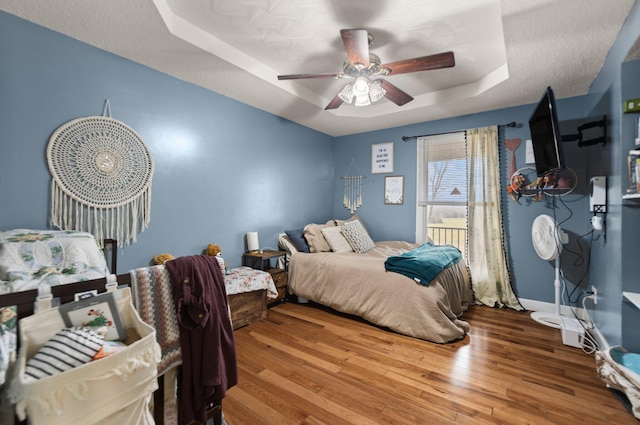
[530, 256, 563, 329]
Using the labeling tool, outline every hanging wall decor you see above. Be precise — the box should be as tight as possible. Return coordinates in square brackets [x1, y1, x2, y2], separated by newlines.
[505, 138, 522, 178]
[47, 100, 154, 247]
[342, 158, 365, 214]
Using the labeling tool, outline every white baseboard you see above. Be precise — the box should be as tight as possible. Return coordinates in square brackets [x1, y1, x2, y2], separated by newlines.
[519, 298, 609, 350]
[519, 298, 583, 318]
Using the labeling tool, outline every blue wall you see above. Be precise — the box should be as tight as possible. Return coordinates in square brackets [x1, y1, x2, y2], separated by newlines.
[2, 3, 640, 349]
[583, 0, 640, 349]
[333, 0, 640, 349]
[0, 11, 334, 272]
[333, 98, 595, 305]
[620, 58, 640, 352]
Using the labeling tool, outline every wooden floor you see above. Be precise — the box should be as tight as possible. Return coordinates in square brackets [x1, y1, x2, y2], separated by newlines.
[223, 302, 636, 425]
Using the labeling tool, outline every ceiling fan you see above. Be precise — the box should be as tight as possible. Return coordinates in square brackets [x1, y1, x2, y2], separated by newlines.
[277, 28, 455, 110]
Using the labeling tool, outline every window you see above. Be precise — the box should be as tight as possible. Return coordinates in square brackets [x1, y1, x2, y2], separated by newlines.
[416, 132, 467, 258]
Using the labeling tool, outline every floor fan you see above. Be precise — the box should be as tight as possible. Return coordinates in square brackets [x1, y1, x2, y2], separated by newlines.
[531, 214, 568, 329]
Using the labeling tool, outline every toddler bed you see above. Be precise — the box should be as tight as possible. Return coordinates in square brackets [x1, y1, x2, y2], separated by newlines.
[279, 216, 473, 344]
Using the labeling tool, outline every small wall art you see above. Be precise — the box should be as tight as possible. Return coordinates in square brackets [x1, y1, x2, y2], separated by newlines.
[371, 142, 394, 174]
[384, 175, 404, 205]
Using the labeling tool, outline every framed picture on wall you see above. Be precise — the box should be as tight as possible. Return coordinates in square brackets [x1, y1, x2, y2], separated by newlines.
[384, 175, 404, 205]
[371, 142, 394, 174]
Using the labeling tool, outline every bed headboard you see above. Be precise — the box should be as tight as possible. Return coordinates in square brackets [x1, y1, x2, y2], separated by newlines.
[103, 238, 118, 275]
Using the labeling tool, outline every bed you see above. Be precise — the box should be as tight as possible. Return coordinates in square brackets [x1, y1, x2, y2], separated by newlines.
[279, 216, 474, 344]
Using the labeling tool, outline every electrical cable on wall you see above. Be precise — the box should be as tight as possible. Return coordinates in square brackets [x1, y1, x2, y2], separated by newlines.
[342, 158, 365, 214]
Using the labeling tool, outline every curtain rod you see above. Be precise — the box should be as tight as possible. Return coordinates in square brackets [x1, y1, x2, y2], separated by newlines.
[401, 122, 518, 142]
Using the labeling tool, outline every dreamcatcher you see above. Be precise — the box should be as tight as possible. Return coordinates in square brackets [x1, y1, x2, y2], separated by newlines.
[47, 100, 154, 247]
[342, 159, 365, 214]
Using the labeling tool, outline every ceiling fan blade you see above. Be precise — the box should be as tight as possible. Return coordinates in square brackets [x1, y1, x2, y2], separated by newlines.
[278, 72, 342, 80]
[325, 91, 345, 110]
[381, 51, 455, 75]
[340, 29, 369, 68]
[378, 79, 414, 106]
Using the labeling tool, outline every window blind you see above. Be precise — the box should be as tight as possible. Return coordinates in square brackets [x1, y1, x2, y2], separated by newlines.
[416, 131, 466, 206]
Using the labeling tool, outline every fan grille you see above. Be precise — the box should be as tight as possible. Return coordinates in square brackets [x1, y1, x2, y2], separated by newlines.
[532, 214, 561, 261]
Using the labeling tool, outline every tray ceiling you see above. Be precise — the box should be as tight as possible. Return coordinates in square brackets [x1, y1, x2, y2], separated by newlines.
[1, 0, 637, 136]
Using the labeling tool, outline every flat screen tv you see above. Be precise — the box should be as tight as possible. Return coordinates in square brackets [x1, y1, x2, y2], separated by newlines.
[529, 86, 564, 177]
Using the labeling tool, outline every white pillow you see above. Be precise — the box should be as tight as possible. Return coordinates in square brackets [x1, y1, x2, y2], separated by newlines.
[342, 220, 375, 253]
[303, 221, 336, 253]
[321, 226, 353, 253]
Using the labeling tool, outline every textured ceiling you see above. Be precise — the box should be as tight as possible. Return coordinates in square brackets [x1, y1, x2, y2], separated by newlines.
[1, 0, 637, 137]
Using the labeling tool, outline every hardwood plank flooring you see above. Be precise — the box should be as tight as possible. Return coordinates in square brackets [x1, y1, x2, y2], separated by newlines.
[223, 302, 636, 425]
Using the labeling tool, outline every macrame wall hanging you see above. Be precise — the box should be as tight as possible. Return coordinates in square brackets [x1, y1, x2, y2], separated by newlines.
[342, 158, 365, 214]
[47, 100, 154, 247]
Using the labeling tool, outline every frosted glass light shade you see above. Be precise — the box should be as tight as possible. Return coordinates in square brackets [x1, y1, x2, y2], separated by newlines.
[246, 232, 259, 252]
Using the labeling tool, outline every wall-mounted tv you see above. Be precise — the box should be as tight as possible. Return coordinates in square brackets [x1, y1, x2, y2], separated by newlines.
[529, 86, 564, 177]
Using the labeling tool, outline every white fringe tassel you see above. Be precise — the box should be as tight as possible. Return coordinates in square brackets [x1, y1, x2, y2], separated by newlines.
[50, 181, 151, 248]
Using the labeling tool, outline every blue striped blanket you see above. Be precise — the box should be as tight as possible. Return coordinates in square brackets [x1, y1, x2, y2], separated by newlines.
[384, 242, 462, 285]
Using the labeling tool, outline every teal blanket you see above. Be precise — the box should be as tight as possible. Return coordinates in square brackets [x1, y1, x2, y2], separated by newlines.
[384, 242, 462, 286]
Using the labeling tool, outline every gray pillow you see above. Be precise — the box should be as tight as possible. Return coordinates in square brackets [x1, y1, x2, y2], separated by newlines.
[285, 229, 310, 253]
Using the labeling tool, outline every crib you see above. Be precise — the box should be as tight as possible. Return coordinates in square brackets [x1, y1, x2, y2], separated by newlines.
[0, 230, 244, 425]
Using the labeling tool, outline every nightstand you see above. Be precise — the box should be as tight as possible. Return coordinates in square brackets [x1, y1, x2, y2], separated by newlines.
[265, 268, 288, 306]
[242, 250, 288, 306]
[242, 250, 287, 270]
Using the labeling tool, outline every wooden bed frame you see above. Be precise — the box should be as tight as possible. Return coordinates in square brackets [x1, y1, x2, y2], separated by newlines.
[0, 239, 223, 425]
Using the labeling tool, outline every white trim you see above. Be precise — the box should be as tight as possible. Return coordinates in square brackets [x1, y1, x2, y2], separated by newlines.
[520, 298, 588, 321]
[519, 298, 609, 350]
[519, 298, 575, 316]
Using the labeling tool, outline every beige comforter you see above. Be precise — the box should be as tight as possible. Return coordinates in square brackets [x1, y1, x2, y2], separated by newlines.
[288, 241, 473, 343]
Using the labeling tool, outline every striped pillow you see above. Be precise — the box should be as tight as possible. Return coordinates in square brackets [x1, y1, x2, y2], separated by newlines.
[24, 327, 104, 381]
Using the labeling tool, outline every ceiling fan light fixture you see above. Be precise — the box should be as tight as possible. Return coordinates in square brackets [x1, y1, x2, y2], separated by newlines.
[279, 29, 456, 111]
[338, 84, 354, 104]
[339, 76, 385, 107]
[352, 76, 370, 96]
[369, 79, 386, 102]
[354, 91, 371, 107]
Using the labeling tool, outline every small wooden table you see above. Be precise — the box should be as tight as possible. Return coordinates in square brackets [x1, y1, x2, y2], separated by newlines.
[242, 250, 287, 271]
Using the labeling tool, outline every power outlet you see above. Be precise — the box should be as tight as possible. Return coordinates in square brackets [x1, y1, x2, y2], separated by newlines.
[591, 285, 598, 304]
